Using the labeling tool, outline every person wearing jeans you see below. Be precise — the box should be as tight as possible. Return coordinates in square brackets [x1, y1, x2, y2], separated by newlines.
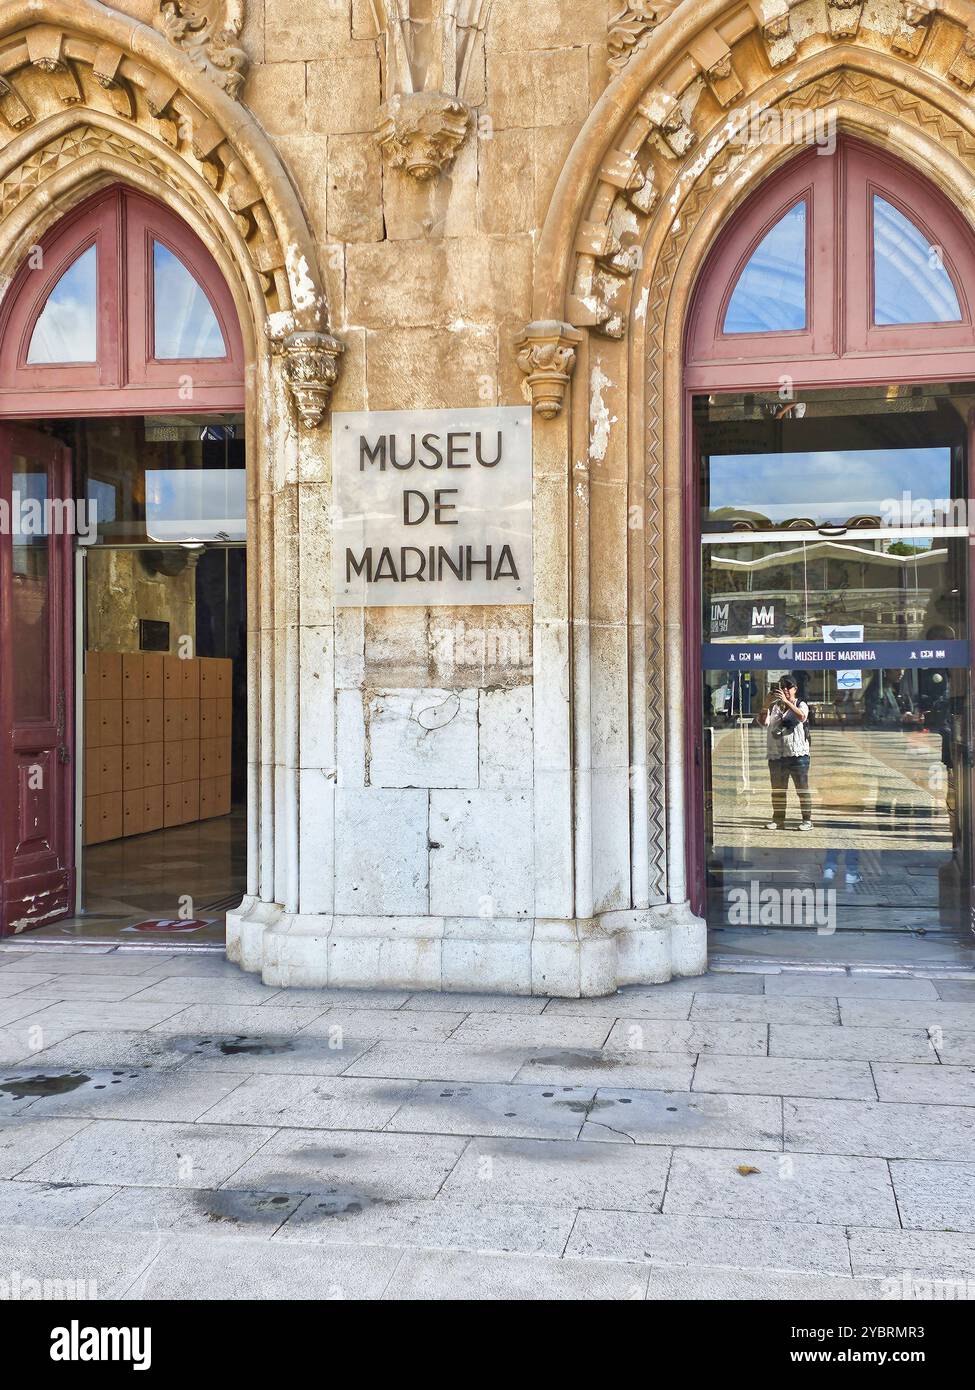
[758, 677, 813, 831]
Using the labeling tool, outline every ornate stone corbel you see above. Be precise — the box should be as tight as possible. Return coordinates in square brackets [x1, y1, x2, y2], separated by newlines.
[375, 91, 471, 180]
[92, 44, 135, 120]
[826, 0, 863, 40]
[27, 26, 83, 105]
[155, 1, 249, 100]
[638, 91, 696, 157]
[516, 321, 583, 420]
[893, 1, 937, 57]
[280, 331, 344, 430]
[370, 1, 489, 180]
[0, 77, 33, 132]
[948, 29, 975, 88]
[599, 149, 658, 215]
[748, 0, 797, 67]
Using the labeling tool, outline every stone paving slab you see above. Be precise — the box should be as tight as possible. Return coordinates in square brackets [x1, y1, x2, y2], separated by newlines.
[0, 1116, 90, 1178]
[197, 1074, 416, 1131]
[872, 1062, 975, 1106]
[689, 994, 839, 1024]
[604, 1020, 768, 1055]
[79, 1185, 304, 1238]
[299, 1008, 464, 1044]
[840, 1001, 975, 1030]
[277, 1194, 576, 1257]
[439, 1136, 671, 1212]
[0, 952, 172, 977]
[17, 1118, 278, 1189]
[541, 994, 692, 1020]
[446, 1013, 614, 1050]
[403, 992, 550, 1014]
[221, 1128, 467, 1200]
[565, 1210, 852, 1275]
[512, 1049, 695, 1091]
[0, 1227, 162, 1298]
[578, 1089, 783, 1150]
[149, 1004, 328, 1036]
[936, 981, 975, 1002]
[693, 1054, 876, 1100]
[341, 1041, 531, 1083]
[177, 1032, 379, 1077]
[0, 1179, 117, 1227]
[889, 1160, 975, 1232]
[769, 1024, 938, 1063]
[122, 976, 288, 1006]
[784, 1097, 975, 1161]
[384, 1081, 598, 1140]
[763, 973, 940, 1001]
[643, 1268, 895, 1301]
[0, 1064, 247, 1124]
[123, 1231, 404, 1300]
[938, 1035, 975, 1064]
[380, 1248, 649, 1301]
[662, 1147, 901, 1227]
[0, 973, 57, 997]
[7, 974, 166, 1003]
[17, 1000, 188, 1033]
[848, 1226, 975, 1279]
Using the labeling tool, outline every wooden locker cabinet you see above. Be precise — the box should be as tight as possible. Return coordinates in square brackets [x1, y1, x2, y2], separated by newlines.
[83, 652, 233, 844]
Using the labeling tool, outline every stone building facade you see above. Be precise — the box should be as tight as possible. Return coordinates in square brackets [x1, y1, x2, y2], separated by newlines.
[3, 1, 975, 992]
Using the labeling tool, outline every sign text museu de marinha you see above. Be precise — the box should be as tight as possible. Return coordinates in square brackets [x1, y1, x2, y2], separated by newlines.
[332, 408, 533, 607]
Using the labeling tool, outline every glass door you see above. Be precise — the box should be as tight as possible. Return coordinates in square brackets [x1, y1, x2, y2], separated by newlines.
[695, 386, 974, 935]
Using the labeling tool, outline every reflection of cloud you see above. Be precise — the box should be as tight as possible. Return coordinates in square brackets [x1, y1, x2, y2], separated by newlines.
[154, 243, 225, 359]
[709, 448, 950, 523]
[27, 245, 97, 364]
[145, 468, 245, 542]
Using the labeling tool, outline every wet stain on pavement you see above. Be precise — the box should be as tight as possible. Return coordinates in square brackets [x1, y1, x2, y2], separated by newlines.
[194, 1190, 301, 1226]
[0, 1071, 91, 1099]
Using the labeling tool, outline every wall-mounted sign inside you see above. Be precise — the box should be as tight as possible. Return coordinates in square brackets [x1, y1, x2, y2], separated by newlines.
[332, 407, 532, 607]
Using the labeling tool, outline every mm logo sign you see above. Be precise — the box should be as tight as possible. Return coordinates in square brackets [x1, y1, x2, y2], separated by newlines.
[751, 605, 775, 628]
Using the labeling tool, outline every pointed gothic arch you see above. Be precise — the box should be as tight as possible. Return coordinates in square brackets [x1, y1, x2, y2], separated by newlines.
[514, 1, 975, 986]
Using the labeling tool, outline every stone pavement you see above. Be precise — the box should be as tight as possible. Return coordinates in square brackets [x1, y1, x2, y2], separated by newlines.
[0, 944, 973, 1301]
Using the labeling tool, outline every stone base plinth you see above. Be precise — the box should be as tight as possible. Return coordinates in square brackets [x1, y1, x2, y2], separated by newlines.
[225, 899, 707, 997]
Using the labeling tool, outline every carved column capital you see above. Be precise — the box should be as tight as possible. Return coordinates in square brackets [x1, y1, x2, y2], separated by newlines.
[280, 330, 344, 429]
[515, 321, 584, 420]
[375, 91, 472, 180]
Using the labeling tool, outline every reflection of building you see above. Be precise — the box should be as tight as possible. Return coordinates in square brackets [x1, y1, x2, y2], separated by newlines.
[706, 540, 951, 642]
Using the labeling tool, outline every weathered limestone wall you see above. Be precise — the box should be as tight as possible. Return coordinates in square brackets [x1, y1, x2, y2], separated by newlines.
[228, 1, 648, 994]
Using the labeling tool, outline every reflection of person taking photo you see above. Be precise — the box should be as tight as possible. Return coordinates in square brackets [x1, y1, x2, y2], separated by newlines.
[757, 676, 813, 832]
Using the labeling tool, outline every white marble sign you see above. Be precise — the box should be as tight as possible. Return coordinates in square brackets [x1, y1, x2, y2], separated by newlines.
[332, 407, 533, 607]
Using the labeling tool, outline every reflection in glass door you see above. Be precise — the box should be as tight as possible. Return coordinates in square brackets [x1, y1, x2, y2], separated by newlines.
[696, 387, 974, 934]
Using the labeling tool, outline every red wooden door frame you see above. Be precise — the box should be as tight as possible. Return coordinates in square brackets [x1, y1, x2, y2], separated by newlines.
[0, 186, 245, 419]
[0, 424, 74, 935]
[682, 136, 975, 922]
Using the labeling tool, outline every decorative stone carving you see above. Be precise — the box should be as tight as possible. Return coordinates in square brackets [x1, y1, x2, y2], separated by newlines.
[375, 91, 471, 180]
[515, 321, 583, 420]
[894, 1, 938, 57]
[607, 3, 667, 76]
[280, 331, 344, 429]
[948, 30, 975, 89]
[370, 1, 490, 179]
[155, 0, 249, 99]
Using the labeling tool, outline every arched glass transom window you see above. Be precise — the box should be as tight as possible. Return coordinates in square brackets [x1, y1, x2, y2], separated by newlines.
[687, 137, 975, 388]
[0, 186, 244, 416]
[724, 200, 807, 334]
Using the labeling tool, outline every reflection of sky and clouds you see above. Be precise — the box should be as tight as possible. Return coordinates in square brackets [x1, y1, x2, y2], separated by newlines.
[153, 243, 226, 360]
[27, 245, 97, 364]
[145, 468, 245, 542]
[725, 202, 806, 334]
[706, 447, 952, 526]
[874, 197, 961, 325]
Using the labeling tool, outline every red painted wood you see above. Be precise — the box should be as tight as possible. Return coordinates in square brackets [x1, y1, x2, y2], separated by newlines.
[0, 424, 74, 935]
[683, 136, 975, 920]
[0, 187, 244, 416]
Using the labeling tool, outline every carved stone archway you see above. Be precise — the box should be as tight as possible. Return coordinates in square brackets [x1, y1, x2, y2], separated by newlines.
[516, 0, 975, 984]
[0, 1, 342, 940]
